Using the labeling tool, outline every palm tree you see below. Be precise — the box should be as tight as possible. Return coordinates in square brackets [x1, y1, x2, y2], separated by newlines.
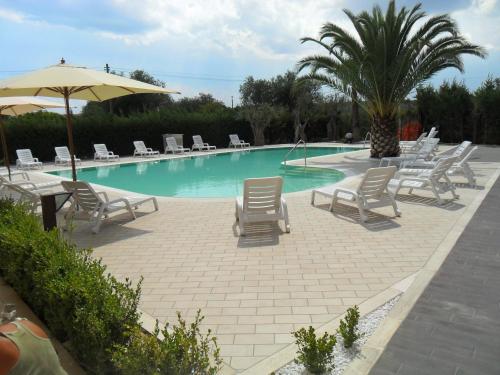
[297, 1, 486, 157]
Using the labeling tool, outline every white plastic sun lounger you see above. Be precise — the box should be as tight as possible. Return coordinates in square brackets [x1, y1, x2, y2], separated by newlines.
[311, 166, 401, 222]
[400, 127, 437, 150]
[2, 182, 52, 213]
[133, 141, 160, 157]
[0, 175, 60, 192]
[192, 135, 216, 151]
[61, 180, 159, 234]
[389, 156, 458, 205]
[0, 169, 29, 181]
[165, 137, 190, 154]
[447, 146, 478, 187]
[228, 134, 250, 148]
[55, 146, 81, 166]
[94, 144, 119, 161]
[380, 138, 439, 167]
[16, 149, 43, 170]
[235, 176, 290, 236]
[399, 141, 471, 170]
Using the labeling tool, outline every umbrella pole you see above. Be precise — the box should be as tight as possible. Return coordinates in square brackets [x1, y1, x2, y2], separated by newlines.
[0, 118, 11, 181]
[63, 90, 77, 181]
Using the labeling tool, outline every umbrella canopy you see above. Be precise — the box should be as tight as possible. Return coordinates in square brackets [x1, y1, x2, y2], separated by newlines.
[0, 97, 64, 180]
[0, 61, 180, 181]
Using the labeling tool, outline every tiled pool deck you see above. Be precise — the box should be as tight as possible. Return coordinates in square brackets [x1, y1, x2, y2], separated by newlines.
[6, 144, 500, 373]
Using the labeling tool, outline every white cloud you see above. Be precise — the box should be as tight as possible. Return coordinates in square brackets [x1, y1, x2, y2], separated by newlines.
[0, 7, 27, 23]
[452, 0, 500, 50]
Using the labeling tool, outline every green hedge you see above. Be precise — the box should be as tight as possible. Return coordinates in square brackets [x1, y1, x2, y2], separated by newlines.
[1, 109, 253, 162]
[0, 199, 141, 374]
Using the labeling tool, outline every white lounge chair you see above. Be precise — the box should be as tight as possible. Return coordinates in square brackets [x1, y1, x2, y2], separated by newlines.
[447, 146, 478, 188]
[61, 180, 159, 234]
[399, 132, 427, 151]
[389, 156, 459, 205]
[228, 134, 250, 148]
[16, 149, 42, 170]
[0, 170, 29, 181]
[94, 144, 119, 161]
[399, 141, 471, 170]
[380, 138, 439, 167]
[55, 146, 81, 166]
[400, 127, 438, 152]
[133, 141, 160, 157]
[0, 175, 60, 192]
[2, 182, 52, 213]
[235, 176, 290, 236]
[192, 135, 216, 151]
[311, 166, 401, 222]
[165, 137, 190, 154]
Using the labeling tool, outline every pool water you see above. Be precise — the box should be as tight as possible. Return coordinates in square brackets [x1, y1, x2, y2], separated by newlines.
[49, 147, 356, 198]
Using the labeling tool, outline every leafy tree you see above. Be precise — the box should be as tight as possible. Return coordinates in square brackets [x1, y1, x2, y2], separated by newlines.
[475, 77, 500, 144]
[298, 1, 485, 157]
[175, 93, 226, 112]
[238, 104, 283, 146]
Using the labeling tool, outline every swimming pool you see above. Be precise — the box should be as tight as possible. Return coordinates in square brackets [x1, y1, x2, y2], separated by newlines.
[49, 147, 356, 198]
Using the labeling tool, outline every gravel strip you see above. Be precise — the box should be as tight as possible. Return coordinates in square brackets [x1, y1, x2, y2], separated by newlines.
[276, 295, 401, 375]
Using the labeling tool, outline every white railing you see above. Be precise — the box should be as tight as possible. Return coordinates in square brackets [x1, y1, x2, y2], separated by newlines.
[283, 139, 307, 168]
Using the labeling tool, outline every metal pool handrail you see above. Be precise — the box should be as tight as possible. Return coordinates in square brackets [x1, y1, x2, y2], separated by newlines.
[363, 132, 371, 148]
[283, 139, 307, 168]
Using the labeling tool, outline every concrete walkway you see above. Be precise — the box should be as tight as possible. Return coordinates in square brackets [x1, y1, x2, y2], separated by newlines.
[370, 166, 500, 374]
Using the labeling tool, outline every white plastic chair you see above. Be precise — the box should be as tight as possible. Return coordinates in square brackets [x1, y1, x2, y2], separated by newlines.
[133, 141, 160, 157]
[389, 156, 459, 205]
[55, 146, 81, 166]
[399, 141, 471, 170]
[228, 134, 250, 148]
[380, 138, 439, 167]
[447, 146, 478, 188]
[0, 175, 60, 192]
[2, 182, 52, 213]
[61, 180, 159, 234]
[16, 149, 42, 170]
[165, 137, 190, 154]
[311, 166, 401, 222]
[94, 144, 119, 161]
[235, 176, 290, 236]
[192, 135, 216, 151]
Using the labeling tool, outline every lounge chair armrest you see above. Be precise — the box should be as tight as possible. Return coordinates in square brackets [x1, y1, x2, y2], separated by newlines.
[97, 191, 109, 202]
[333, 187, 357, 199]
[33, 158, 40, 162]
[21, 182, 37, 189]
[399, 177, 429, 184]
[146, 148, 153, 152]
[108, 197, 130, 206]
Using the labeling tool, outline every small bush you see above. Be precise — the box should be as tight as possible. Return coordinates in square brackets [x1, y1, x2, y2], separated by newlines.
[113, 310, 222, 375]
[293, 326, 336, 374]
[338, 305, 361, 349]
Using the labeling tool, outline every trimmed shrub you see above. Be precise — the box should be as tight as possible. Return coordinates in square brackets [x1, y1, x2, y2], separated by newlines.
[337, 305, 361, 348]
[0, 199, 141, 374]
[293, 325, 336, 374]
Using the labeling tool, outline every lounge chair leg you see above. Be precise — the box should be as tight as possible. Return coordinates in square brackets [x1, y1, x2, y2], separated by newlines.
[152, 198, 159, 211]
[282, 200, 290, 233]
[310, 191, 315, 205]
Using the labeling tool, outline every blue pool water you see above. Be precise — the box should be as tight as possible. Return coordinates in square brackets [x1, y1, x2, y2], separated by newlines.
[48, 147, 356, 198]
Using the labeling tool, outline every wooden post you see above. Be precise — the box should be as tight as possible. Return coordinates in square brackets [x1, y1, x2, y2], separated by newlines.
[63, 89, 77, 181]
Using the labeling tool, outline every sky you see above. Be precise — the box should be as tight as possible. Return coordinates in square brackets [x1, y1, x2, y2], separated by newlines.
[0, 0, 499, 109]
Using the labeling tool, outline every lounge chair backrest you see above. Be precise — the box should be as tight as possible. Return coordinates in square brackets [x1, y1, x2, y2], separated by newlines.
[61, 180, 103, 213]
[456, 145, 477, 166]
[452, 141, 472, 159]
[357, 166, 396, 200]
[427, 127, 437, 139]
[134, 141, 147, 152]
[428, 156, 457, 180]
[243, 177, 283, 214]
[55, 146, 71, 159]
[16, 149, 35, 163]
[413, 132, 427, 144]
[94, 144, 109, 156]
[416, 138, 439, 158]
[193, 135, 204, 146]
[229, 134, 240, 144]
[166, 137, 178, 150]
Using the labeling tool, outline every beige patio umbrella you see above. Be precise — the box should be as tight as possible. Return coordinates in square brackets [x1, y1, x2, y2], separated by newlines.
[0, 97, 64, 180]
[0, 60, 180, 181]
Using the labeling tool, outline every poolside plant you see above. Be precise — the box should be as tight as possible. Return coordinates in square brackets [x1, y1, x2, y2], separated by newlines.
[293, 325, 336, 374]
[113, 310, 221, 375]
[338, 305, 361, 349]
[298, 0, 486, 157]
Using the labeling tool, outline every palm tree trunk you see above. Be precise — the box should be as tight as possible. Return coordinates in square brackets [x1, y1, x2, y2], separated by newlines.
[370, 115, 400, 158]
[351, 90, 360, 141]
[251, 124, 266, 146]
